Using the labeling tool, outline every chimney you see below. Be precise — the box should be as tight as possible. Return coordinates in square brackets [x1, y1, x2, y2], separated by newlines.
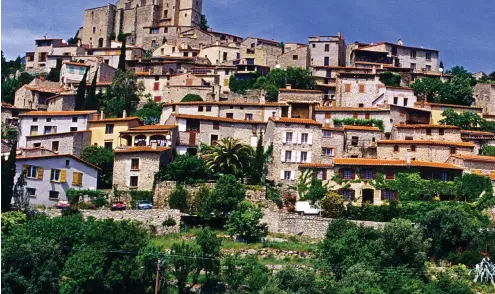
[286, 84, 292, 90]
[151, 141, 158, 150]
[100, 110, 105, 120]
[123, 110, 127, 119]
[337, 32, 342, 38]
[406, 149, 411, 165]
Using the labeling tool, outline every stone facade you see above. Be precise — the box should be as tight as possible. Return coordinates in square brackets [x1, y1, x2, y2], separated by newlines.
[278, 89, 323, 104]
[372, 86, 417, 108]
[199, 44, 240, 65]
[391, 125, 462, 141]
[321, 127, 345, 159]
[377, 141, 474, 162]
[14, 79, 64, 110]
[343, 127, 383, 158]
[474, 83, 495, 116]
[336, 73, 384, 107]
[240, 37, 283, 68]
[81, 4, 116, 49]
[314, 107, 392, 132]
[164, 85, 219, 103]
[308, 35, 346, 67]
[46, 94, 76, 111]
[277, 45, 310, 69]
[25, 131, 91, 157]
[446, 155, 495, 179]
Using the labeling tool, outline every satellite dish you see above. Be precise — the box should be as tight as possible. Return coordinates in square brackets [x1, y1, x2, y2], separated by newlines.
[166, 135, 171, 140]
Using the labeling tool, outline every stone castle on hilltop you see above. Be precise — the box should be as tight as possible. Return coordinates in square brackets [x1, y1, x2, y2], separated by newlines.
[78, 0, 203, 49]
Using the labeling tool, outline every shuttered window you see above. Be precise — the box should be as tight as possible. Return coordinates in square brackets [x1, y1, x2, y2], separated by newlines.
[72, 172, 83, 186]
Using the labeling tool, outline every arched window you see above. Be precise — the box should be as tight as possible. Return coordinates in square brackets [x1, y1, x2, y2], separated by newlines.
[98, 38, 104, 48]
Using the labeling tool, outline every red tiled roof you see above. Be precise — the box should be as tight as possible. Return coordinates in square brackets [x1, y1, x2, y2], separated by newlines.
[395, 124, 460, 129]
[269, 117, 322, 126]
[19, 110, 97, 117]
[26, 130, 91, 138]
[63, 61, 90, 67]
[299, 163, 334, 168]
[89, 117, 143, 123]
[343, 125, 381, 131]
[460, 130, 495, 136]
[126, 125, 177, 131]
[449, 154, 495, 163]
[279, 88, 323, 94]
[1, 103, 29, 110]
[174, 114, 266, 124]
[16, 153, 101, 170]
[377, 140, 474, 148]
[414, 102, 483, 110]
[315, 107, 389, 112]
[333, 158, 462, 170]
[25, 85, 65, 94]
[322, 127, 345, 131]
[114, 146, 171, 153]
[163, 101, 287, 107]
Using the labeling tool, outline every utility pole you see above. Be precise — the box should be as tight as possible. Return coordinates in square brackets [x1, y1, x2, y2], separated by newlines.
[155, 258, 161, 294]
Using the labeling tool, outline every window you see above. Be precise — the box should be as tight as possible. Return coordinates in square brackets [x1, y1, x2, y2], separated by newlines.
[410, 144, 416, 151]
[27, 188, 36, 197]
[213, 121, 219, 130]
[322, 148, 334, 156]
[426, 52, 431, 61]
[49, 191, 60, 200]
[130, 176, 139, 188]
[68, 66, 75, 73]
[301, 133, 308, 144]
[284, 171, 291, 180]
[385, 170, 394, 180]
[393, 144, 399, 152]
[441, 172, 449, 182]
[285, 132, 293, 143]
[65, 160, 70, 167]
[353, 112, 358, 119]
[300, 151, 307, 163]
[105, 124, 114, 134]
[342, 189, 352, 201]
[324, 44, 330, 52]
[403, 98, 408, 106]
[324, 57, 329, 66]
[285, 151, 292, 162]
[450, 146, 456, 154]
[293, 55, 298, 60]
[154, 82, 160, 91]
[206, 106, 212, 112]
[226, 113, 233, 119]
[410, 50, 416, 58]
[425, 65, 431, 71]
[245, 113, 253, 121]
[72, 172, 83, 186]
[104, 142, 113, 150]
[52, 141, 59, 152]
[50, 169, 61, 182]
[426, 128, 432, 135]
[351, 136, 358, 146]
[33, 117, 38, 122]
[358, 84, 365, 93]
[131, 158, 140, 170]
[393, 97, 398, 105]
[154, 96, 162, 102]
[323, 130, 332, 138]
[343, 169, 353, 179]
[312, 43, 315, 48]
[365, 112, 370, 119]
[210, 134, 219, 145]
[410, 63, 416, 70]
[30, 126, 38, 136]
[46, 118, 52, 122]
[362, 169, 374, 180]
[26, 166, 39, 178]
[92, 27, 96, 33]
[33, 143, 41, 147]
[383, 190, 396, 201]
[344, 84, 351, 93]
[72, 117, 78, 122]
[439, 129, 445, 136]
[198, 106, 204, 112]
[44, 126, 56, 134]
[150, 28, 160, 34]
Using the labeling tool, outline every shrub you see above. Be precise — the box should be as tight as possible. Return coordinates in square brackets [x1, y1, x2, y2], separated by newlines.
[162, 217, 177, 227]
[162, 155, 210, 184]
[169, 185, 190, 213]
[266, 186, 283, 208]
[1, 211, 27, 233]
[181, 94, 203, 102]
[190, 185, 211, 215]
[320, 191, 344, 218]
[379, 71, 401, 87]
[283, 191, 297, 212]
[226, 201, 268, 242]
[200, 175, 245, 219]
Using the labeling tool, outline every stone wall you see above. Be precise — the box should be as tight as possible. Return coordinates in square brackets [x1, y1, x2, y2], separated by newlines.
[25, 131, 91, 157]
[391, 126, 461, 141]
[474, 83, 495, 116]
[336, 75, 384, 107]
[277, 46, 310, 70]
[377, 143, 473, 162]
[43, 208, 181, 235]
[113, 151, 164, 191]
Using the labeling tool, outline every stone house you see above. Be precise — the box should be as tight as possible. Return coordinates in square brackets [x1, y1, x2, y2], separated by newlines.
[1, 103, 29, 133]
[377, 140, 474, 162]
[25, 131, 91, 157]
[264, 117, 323, 185]
[276, 44, 310, 69]
[240, 37, 283, 68]
[82, 44, 146, 69]
[24, 38, 65, 73]
[60, 61, 116, 89]
[391, 124, 462, 141]
[413, 102, 484, 124]
[277, 88, 323, 119]
[372, 86, 417, 108]
[18, 110, 97, 149]
[342, 126, 383, 158]
[314, 107, 392, 132]
[164, 84, 219, 103]
[389, 104, 431, 126]
[460, 130, 495, 155]
[15, 148, 99, 206]
[14, 79, 66, 110]
[308, 34, 346, 68]
[473, 83, 495, 116]
[113, 146, 172, 192]
[320, 127, 345, 160]
[152, 42, 200, 58]
[166, 113, 266, 154]
[118, 124, 178, 149]
[335, 72, 384, 107]
[199, 44, 240, 65]
[301, 158, 462, 205]
[88, 115, 143, 149]
[46, 94, 76, 111]
[446, 154, 495, 183]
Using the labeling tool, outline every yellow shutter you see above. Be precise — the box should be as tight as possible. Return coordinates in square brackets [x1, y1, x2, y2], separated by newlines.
[72, 172, 78, 185]
[37, 167, 44, 180]
[60, 169, 66, 183]
[224, 79, 229, 86]
[79, 173, 83, 186]
[72, 172, 82, 186]
[22, 165, 28, 173]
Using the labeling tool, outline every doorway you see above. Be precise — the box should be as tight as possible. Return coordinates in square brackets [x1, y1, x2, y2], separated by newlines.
[362, 189, 374, 204]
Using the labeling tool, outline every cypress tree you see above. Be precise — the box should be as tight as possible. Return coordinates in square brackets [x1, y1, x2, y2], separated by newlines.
[83, 69, 99, 110]
[118, 39, 127, 71]
[75, 69, 88, 110]
[1, 142, 17, 212]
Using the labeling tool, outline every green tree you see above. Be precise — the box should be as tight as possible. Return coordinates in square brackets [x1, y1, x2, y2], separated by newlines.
[489, 71, 495, 81]
[195, 228, 222, 283]
[12, 169, 29, 210]
[83, 69, 99, 110]
[320, 191, 345, 218]
[446, 65, 477, 86]
[438, 108, 484, 130]
[118, 39, 127, 71]
[169, 242, 199, 294]
[1, 142, 17, 212]
[104, 70, 142, 117]
[200, 174, 245, 219]
[336, 264, 385, 294]
[74, 69, 88, 110]
[80, 146, 114, 189]
[229, 73, 260, 94]
[481, 144, 495, 156]
[199, 14, 209, 31]
[223, 255, 269, 293]
[59, 248, 107, 294]
[181, 94, 203, 102]
[439, 75, 474, 105]
[1, 211, 27, 234]
[379, 71, 401, 87]
[202, 137, 254, 176]
[226, 201, 268, 242]
[168, 185, 190, 213]
[410, 77, 443, 102]
[454, 173, 493, 202]
[1, 78, 20, 104]
[249, 131, 273, 185]
[132, 98, 162, 125]
[304, 177, 328, 204]
[275, 266, 331, 294]
[162, 154, 210, 184]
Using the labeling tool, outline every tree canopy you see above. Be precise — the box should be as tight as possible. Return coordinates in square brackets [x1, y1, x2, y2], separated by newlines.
[411, 74, 474, 106]
[80, 146, 114, 189]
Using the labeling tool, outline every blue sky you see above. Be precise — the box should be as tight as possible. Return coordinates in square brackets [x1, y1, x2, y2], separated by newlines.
[2, 0, 494, 73]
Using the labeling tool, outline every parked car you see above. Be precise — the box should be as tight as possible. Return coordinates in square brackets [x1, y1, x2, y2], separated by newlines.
[295, 201, 321, 216]
[56, 200, 70, 209]
[111, 201, 126, 211]
[136, 200, 153, 210]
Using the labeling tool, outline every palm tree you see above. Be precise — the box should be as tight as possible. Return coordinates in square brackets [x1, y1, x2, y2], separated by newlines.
[201, 137, 253, 176]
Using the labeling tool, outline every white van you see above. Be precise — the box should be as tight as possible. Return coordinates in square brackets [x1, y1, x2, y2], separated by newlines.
[295, 201, 321, 216]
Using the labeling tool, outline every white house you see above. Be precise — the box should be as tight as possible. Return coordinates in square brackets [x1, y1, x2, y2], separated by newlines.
[15, 149, 99, 206]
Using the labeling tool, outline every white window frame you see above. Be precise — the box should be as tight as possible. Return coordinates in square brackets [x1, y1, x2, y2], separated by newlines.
[27, 166, 38, 179]
[285, 132, 293, 144]
[50, 169, 61, 182]
[300, 151, 307, 163]
[301, 133, 308, 144]
[285, 150, 292, 162]
[284, 171, 291, 180]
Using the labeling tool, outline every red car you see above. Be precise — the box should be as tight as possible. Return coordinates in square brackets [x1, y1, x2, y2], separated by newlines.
[111, 201, 126, 211]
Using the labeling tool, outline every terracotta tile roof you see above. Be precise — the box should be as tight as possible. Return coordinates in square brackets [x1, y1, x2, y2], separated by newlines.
[45, 93, 76, 101]
[315, 107, 389, 112]
[279, 88, 323, 94]
[377, 140, 474, 148]
[126, 125, 177, 131]
[89, 117, 143, 123]
[395, 124, 460, 129]
[460, 130, 495, 136]
[1, 103, 29, 110]
[449, 154, 495, 163]
[174, 114, 266, 124]
[25, 85, 65, 94]
[299, 162, 334, 168]
[322, 127, 345, 131]
[63, 61, 90, 67]
[344, 125, 381, 131]
[114, 146, 171, 153]
[385, 86, 413, 90]
[16, 153, 101, 170]
[26, 130, 91, 138]
[333, 158, 463, 170]
[414, 102, 483, 110]
[163, 101, 287, 107]
[20, 110, 97, 117]
[269, 117, 322, 126]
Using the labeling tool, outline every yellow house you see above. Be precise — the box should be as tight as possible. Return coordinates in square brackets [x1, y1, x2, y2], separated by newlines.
[88, 116, 143, 149]
[414, 102, 483, 124]
[118, 125, 178, 149]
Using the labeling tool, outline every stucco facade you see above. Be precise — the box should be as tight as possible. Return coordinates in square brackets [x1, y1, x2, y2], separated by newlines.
[414, 102, 484, 124]
[89, 116, 143, 149]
